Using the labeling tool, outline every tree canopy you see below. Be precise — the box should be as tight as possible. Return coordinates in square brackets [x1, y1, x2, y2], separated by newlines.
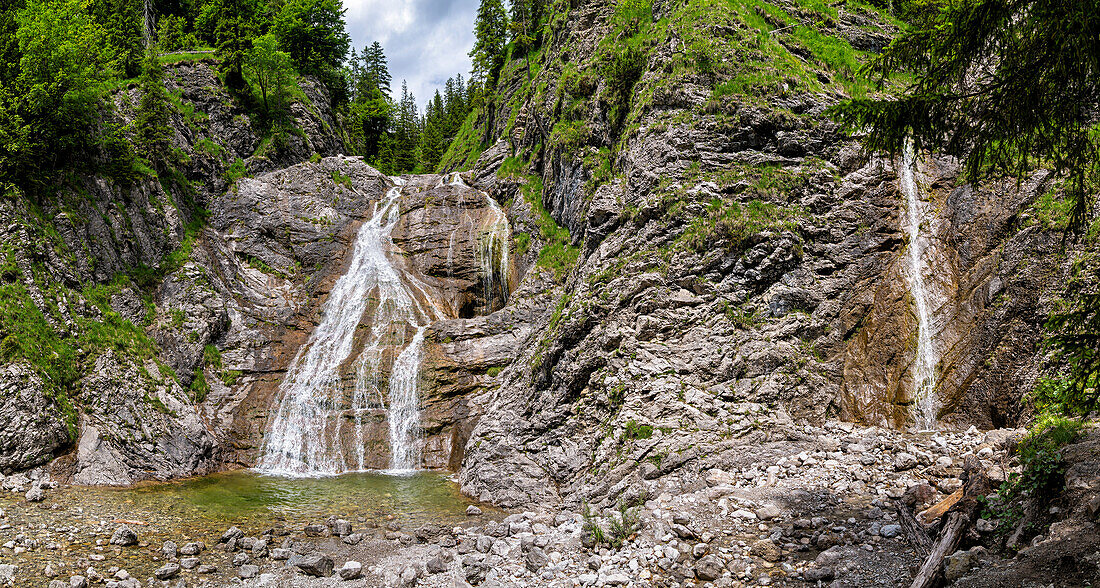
[832, 0, 1100, 228]
[274, 0, 350, 76]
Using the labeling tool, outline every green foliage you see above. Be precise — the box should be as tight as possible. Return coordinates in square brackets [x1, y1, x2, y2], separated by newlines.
[157, 14, 200, 52]
[1017, 412, 1083, 465]
[273, 0, 350, 77]
[723, 302, 763, 329]
[1026, 189, 1073, 231]
[486, 366, 502, 377]
[513, 232, 531, 255]
[679, 198, 801, 253]
[202, 0, 262, 89]
[1044, 290, 1100, 415]
[597, 0, 653, 134]
[203, 344, 223, 370]
[189, 369, 210, 402]
[519, 174, 579, 280]
[1, 0, 118, 186]
[831, 0, 1100, 228]
[581, 501, 607, 546]
[623, 419, 653, 440]
[245, 33, 297, 120]
[225, 158, 249, 183]
[582, 498, 643, 550]
[470, 0, 508, 85]
[606, 498, 643, 547]
[136, 52, 173, 166]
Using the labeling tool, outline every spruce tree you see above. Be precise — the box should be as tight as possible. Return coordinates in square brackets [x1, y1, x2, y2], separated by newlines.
[469, 0, 507, 87]
[135, 51, 172, 166]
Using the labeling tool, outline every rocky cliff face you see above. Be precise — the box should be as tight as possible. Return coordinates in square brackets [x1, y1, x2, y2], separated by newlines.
[440, 0, 1071, 509]
[0, 0, 1076, 511]
[0, 59, 352, 482]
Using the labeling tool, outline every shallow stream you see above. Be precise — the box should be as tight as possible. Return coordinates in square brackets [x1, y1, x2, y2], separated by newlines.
[0, 470, 483, 584]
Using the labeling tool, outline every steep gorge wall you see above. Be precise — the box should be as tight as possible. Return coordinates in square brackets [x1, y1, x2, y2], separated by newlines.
[442, 0, 1072, 508]
[0, 59, 352, 481]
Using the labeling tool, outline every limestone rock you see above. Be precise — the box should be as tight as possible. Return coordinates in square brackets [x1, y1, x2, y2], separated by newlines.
[295, 553, 334, 577]
[0, 364, 70, 474]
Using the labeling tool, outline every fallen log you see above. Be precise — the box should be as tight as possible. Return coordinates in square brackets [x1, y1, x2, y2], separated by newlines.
[919, 487, 965, 524]
[909, 456, 991, 588]
[897, 502, 933, 556]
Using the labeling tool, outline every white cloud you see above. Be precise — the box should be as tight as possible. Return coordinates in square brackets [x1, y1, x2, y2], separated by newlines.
[344, 0, 477, 109]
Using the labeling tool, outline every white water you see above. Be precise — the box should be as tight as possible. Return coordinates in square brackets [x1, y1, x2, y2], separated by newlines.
[900, 143, 939, 430]
[441, 171, 512, 309]
[479, 195, 512, 307]
[257, 179, 442, 476]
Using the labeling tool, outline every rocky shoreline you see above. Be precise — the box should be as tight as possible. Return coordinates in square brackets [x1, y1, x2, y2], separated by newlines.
[0, 418, 1047, 588]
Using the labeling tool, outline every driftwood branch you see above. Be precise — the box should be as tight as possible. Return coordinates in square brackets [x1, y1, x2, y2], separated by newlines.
[919, 487, 965, 524]
[909, 456, 991, 588]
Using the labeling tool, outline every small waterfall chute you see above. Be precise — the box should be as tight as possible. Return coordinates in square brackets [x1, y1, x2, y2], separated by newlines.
[478, 193, 511, 309]
[900, 142, 940, 429]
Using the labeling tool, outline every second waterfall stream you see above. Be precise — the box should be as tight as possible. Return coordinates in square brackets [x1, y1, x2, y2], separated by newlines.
[901, 144, 940, 430]
[257, 178, 441, 476]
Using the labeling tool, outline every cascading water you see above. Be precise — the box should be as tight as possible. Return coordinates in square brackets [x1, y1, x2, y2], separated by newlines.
[479, 195, 511, 307]
[257, 179, 443, 476]
[441, 172, 511, 310]
[900, 143, 940, 430]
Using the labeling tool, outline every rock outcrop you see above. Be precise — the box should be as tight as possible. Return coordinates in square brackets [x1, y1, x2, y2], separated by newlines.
[0, 364, 70, 474]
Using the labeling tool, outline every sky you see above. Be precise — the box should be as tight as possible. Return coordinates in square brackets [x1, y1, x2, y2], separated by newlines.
[344, 0, 477, 109]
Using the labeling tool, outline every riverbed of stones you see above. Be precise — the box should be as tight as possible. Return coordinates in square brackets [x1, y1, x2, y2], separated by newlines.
[0, 419, 1021, 588]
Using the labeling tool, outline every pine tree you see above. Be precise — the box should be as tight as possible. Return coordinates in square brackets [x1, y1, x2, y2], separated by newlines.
[273, 0, 350, 76]
[418, 91, 446, 171]
[135, 51, 172, 166]
[347, 40, 393, 161]
[205, 0, 261, 90]
[509, 0, 541, 57]
[469, 0, 507, 87]
[386, 80, 420, 173]
[362, 41, 391, 96]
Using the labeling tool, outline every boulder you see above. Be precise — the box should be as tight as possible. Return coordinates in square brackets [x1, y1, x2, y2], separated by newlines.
[153, 563, 180, 581]
[694, 555, 724, 581]
[338, 561, 362, 580]
[109, 526, 138, 547]
[296, 553, 334, 577]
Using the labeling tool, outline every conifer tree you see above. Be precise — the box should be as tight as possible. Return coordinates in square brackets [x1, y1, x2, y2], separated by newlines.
[469, 0, 507, 87]
[135, 51, 172, 166]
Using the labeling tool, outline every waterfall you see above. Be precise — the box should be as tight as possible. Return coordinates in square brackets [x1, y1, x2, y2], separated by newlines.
[441, 171, 512, 309]
[387, 326, 426, 472]
[257, 179, 442, 476]
[479, 195, 511, 308]
[900, 143, 939, 429]
[142, 0, 155, 49]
